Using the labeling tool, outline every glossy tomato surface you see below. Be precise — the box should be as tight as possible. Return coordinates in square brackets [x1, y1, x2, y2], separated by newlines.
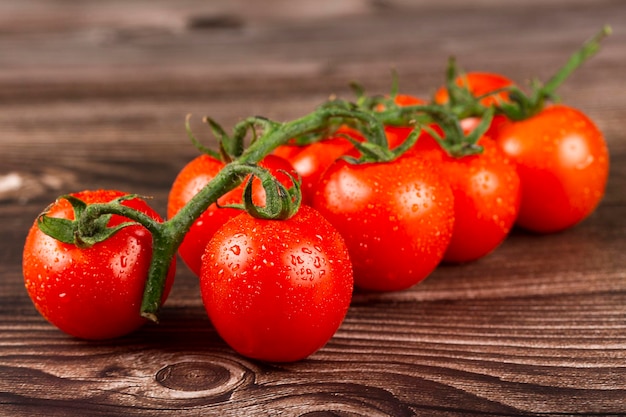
[496, 104, 609, 233]
[280, 127, 366, 206]
[200, 205, 353, 362]
[313, 155, 454, 291]
[437, 137, 521, 262]
[168, 154, 296, 276]
[23, 190, 176, 340]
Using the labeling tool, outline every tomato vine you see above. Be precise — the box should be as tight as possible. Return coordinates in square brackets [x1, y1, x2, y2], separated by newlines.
[26, 26, 612, 354]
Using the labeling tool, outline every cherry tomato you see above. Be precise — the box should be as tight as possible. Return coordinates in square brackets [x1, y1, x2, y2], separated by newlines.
[272, 141, 305, 161]
[496, 104, 609, 233]
[435, 137, 521, 262]
[274, 127, 365, 206]
[23, 190, 176, 340]
[287, 137, 354, 205]
[168, 154, 296, 276]
[200, 205, 353, 362]
[312, 154, 454, 292]
[435, 72, 515, 139]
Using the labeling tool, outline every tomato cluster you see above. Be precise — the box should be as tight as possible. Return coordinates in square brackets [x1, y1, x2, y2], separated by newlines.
[22, 28, 610, 362]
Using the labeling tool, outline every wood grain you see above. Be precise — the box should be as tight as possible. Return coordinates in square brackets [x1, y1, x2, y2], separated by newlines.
[1, 1, 625, 415]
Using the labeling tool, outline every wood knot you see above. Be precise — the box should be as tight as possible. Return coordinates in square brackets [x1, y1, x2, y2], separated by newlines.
[155, 361, 230, 392]
[151, 356, 253, 401]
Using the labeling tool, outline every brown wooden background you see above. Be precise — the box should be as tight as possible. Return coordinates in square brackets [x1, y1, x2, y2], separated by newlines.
[1, 1, 625, 416]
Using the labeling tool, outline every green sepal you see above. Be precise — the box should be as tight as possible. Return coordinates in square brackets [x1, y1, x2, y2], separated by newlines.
[37, 215, 76, 245]
[440, 57, 487, 120]
[75, 220, 137, 248]
[242, 167, 302, 220]
[462, 106, 494, 148]
[185, 114, 222, 160]
[496, 25, 612, 121]
[391, 125, 422, 159]
[36, 194, 140, 248]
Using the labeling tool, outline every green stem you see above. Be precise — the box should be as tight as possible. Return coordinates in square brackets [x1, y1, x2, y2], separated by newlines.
[539, 24, 612, 100]
[78, 202, 162, 237]
[74, 104, 388, 323]
[501, 25, 612, 120]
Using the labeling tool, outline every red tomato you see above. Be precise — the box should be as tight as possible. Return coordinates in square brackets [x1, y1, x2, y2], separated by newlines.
[434, 137, 521, 262]
[284, 128, 366, 206]
[272, 142, 304, 161]
[23, 190, 176, 340]
[287, 137, 354, 205]
[312, 154, 454, 291]
[168, 154, 296, 276]
[435, 72, 515, 139]
[200, 205, 353, 362]
[496, 104, 609, 233]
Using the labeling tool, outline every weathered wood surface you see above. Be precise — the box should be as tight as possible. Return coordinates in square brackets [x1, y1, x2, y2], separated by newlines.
[1, 1, 625, 415]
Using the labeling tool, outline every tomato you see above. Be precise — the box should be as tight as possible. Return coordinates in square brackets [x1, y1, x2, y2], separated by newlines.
[272, 142, 304, 161]
[23, 190, 176, 340]
[312, 154, 454, 292]
[398, 118, 521, 262]
[200, 205, 353, 362]
[496, 104, 609, 233]
[168, 154, 296, 276]
[286, 137, 354, 205]
[277, 127, 366, 206]
[434, 137, 521, 262]
[435, 72, 515, 139]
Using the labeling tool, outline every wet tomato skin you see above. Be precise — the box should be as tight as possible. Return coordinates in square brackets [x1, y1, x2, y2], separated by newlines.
[276, 127, 365, 206]
[23, 190, 176, 340]
[496, 105, 609, 233]
[312, 155, 454, 292]
[436, 137, 521, 262]
[200, 205, 353, 362]
[287, 137, 355, 205]
[168, 154, 296, 276]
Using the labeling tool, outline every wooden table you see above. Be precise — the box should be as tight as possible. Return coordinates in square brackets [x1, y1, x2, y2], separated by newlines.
[1, 1, 625, 415]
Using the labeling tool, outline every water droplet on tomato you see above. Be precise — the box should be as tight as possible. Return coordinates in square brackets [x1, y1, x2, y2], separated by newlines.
[230, 245, 241, 255]
[301, 247, 312, 254]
